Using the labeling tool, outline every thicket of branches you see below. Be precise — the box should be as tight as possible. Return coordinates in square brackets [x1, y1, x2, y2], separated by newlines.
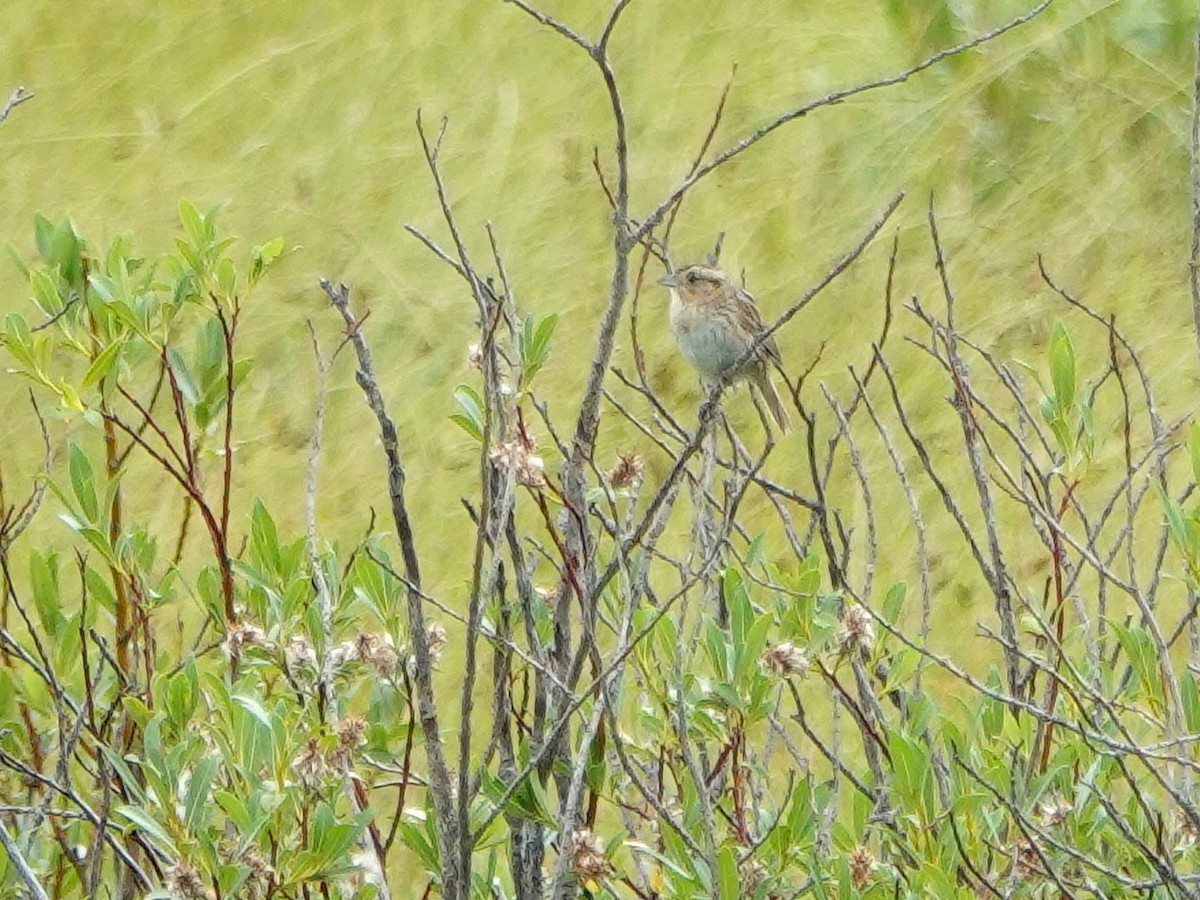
[4, 2, 1200, 898]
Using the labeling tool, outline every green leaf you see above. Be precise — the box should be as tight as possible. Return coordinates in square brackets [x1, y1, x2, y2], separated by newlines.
[889, 730, 930, 813]
[259, 236, 284, 266]
[179, 200, 206, 250]
[46, 218, 85, 285]
[1191, 424, 1200, 487]
[737, 612, 773, 691]
[726, 567, 750, 648]
[58, 512, 119, 567]
[0, 667, 12, 718]
[87, 272, 120, 303]
[479, 767, 555, 827]
[82, 339, 123, 390]
[982, 668, 1004, 738]
[98, 746, 147, 804]
[231, 356, 253, 389]
[123, 697, 155, 732]
[882, 581, 907, 626]
[67, 443, 99, 523]
[745, 533, 766, 568]
[625, 840, 700, 890]
[1048, 322, 1076, 412]
[883, 647, 920, 694]
[216, 256, 237, 296]
[704, 620, 730, 683]
[717, 845, 739, 900]
[214, 790, 251, 832]
[59, 379, 86, 412]
[183, 755, 219, 835]
[397, 820, 439, 872]
[452, 384, 484, 441]
[249, 237, 285, 284]
[29, 551, 62, 633]
[233, 694, 273, 730]
[249, 499, 281, 575]
[164, 658, 200, 732]
[167, 348, 200, 406]
[1162, 488, 1190, 556]
[915, 861, 959, 896]
[30, 269, 66, 321]
[1112, 621, 1164, 710]
[519, 313, 558, 385]
[33, 213, 55, 262]
[532, 312, 558, 353]
[116, 805, 177, 854]
[1, 316, 32, 370]
[1183, 676, 1200, 734]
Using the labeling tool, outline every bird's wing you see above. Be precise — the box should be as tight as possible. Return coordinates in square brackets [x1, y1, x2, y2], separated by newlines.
[735, 287, 783, 366]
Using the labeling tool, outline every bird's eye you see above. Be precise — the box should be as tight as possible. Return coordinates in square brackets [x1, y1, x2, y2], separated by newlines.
[685, 271, 699, 284]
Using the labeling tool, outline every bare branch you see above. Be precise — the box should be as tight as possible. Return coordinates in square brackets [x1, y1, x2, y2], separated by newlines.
[320, 278, 459, 891]
[0, 818, 50, 900]
[597, 0, 637, 53]
[501, 0, 593, 53]
[0, 86, 32, 126]
[633, 1, 1053, 243]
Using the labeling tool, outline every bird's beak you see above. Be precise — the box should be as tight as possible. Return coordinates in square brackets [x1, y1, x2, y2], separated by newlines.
[657, 273, 678, 288]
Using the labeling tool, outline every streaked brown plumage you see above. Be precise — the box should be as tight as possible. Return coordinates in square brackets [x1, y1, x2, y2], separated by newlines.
[658, 263, 790, 432]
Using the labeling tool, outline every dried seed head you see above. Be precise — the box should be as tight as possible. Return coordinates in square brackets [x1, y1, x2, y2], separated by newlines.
[348, 847, 386, 892]
[174, 769, 193, 821]
[762, 641, 808, 677]
[516, 452, 545, 488]
[741, 859, 769, 894]
[225, 621, 269, 655]
[293, 738, 329, 792]
[848, 845, 877, 890]
[404, 625, 449, 677]
[490, 440, 547, 489]
[285, 634, 318, 674]
[467, 342, 484, 369]
[838, 604, 876, 655]
[1013, 840, 1040, 880]
[326, 640, 357, 669]
[167, 859, 213, 900]
[607, 452, 645, 490]
[329, 715, 368, 770]
[337, 716, 368, 752]
[1178, 813, 1199, 850]
[354, 632, 399, 677]
[1037, 797, 1072, 827]
[489, 441, 514, 467]
[238, 846, 273, 899]
[426, 624, 448, 664]
[567, 829, 616, 883]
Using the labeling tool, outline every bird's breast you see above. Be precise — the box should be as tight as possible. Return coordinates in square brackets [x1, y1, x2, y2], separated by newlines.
[669, 293, 749, 380]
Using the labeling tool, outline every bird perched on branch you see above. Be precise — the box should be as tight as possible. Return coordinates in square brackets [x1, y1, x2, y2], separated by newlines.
[658, 262, 791, 432]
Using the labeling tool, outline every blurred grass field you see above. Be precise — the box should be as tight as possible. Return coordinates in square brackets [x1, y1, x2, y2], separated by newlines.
[1, 0, 1197, 680]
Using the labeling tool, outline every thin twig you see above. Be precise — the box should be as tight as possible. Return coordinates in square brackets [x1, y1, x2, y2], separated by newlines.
[0, 86, 32, 126]
[632, 1, 1053, 243]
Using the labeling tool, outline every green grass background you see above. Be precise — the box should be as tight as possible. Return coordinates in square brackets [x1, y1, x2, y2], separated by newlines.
[3, 0, 1197, 677]
[1, 0, 1198, 866]
[2, 0, 1196, 678]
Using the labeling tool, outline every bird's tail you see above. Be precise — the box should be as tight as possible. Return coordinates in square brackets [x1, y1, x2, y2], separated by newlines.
[756, 372, 791, 434]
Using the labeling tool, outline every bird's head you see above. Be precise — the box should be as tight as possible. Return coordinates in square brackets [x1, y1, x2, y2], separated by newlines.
[657, 264, 732, 305]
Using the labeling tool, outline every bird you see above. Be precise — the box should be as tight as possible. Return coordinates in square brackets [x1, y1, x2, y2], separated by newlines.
[658, 262, 790, 432]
